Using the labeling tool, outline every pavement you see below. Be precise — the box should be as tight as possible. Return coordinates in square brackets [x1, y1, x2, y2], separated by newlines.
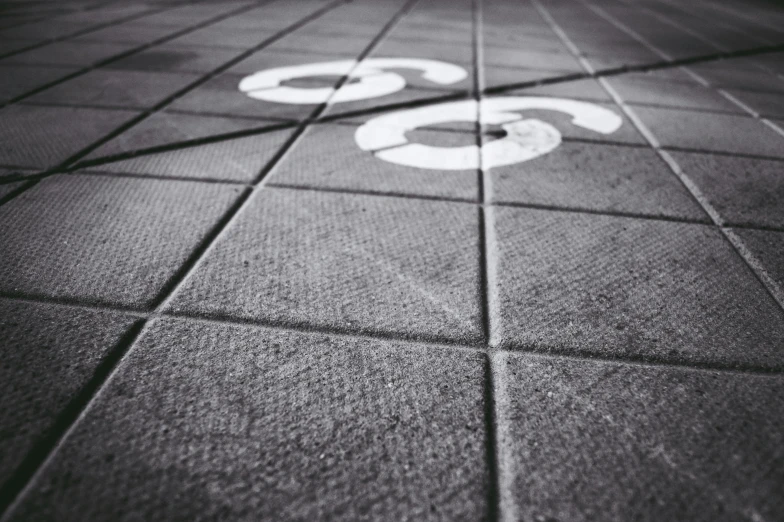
[0, 0, 783, 520]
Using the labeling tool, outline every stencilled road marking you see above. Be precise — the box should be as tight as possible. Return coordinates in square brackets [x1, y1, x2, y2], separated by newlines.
[238, 58, 467, 105]
[239, 58, 623, 170]
[355, 97, 623, 170]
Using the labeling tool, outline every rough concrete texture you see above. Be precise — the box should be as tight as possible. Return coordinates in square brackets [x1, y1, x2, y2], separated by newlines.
[0, 181, 26, 200]
[90, 129, 294, 182]
[669, 151, 784, 229]
[106, 45, 244, 74]
[0, 105, 138, 169]
[267, 123, 479, 200]
[3, 41, 136, 67]
[490, 206, 784, 369]
[487, 141, 707, 221]
[731, 228, 784, 289]
[0, 175, 242, 308]
[28, 69, 201, 109]
[167, 188, 483, 343]
[632, 105, 784, 158]
[0, 64, 78, 102]
[606, 74, 744, 113]
[6, 318, 490, 522]
[0, 300, 136, 488]
[84, 111, 286, 160]
[494, 352, 784, 522]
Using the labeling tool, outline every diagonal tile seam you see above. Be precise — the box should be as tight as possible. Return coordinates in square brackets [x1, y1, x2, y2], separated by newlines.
[0, 1, 188, 61]
[0, 0, 349, 206]
[0, 1, 424, 518]
[540, 0, 784, 312]
[0, 0, 280, 108]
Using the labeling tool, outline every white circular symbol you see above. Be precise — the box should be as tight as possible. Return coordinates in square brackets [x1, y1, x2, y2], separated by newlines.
[238, 58, 468, 105]
[354, 97, 623, 170]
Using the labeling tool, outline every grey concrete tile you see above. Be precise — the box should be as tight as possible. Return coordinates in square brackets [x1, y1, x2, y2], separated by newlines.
[6, 318, 490, 522]
[669, 151, 784, 229]
[84, 111, 285, 159]
[724, 88, 784, 118]
[165, 26, 275, 49]
[686, 64, 784, 94]
[0, 167, 36, 180]
[91, 129, 294, 182]
[483, 37, 569, 55]
[506, 78, 613, 102]
[0, 39, 37, 56]
[168, 189, 483, 343]
[28, 69, 201, 110]
[0, 174, 242, 308]
[489, 142, 706, 221]
[732, 228, 784, 289]
[606, 75, 743, 113]
[0, 180, 26, 199]
[369, 40, 474, 67]
[482, 101, 646, 145]
[0, 64, 78, 103]
[0, 105, 138, 169]
[267, 122, 478, 199]
[484, 50, 584, 72]
[228, 48, 349, 75]
[74, 22, 178, 45]
[0, 20, 96, 41]
[169, 72, 317, 121]
[632, 106, 784, 158]
[483, 66, 570, 89]
[0, 300, 136, 489]
[495, 352, 784, 522]
[3, 41, 135, 67]
[490, 207, 784, 368]
[265, 34, 373, 56]
[106, 45, 243, 74]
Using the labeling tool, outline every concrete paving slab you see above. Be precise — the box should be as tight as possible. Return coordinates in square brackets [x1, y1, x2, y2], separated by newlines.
[669, 151, 784, 229]
[723, 88, 784, 118]
[2, 41, 135, 67]
[732, 229, 784, 290]
[0, 181, 26, 200]
[169, 72, 318, 121]
[84, 111, 286, 159]
[0, 64, 78, 103]
[106, 45, 243, 74]
[5, 318, 489, 522]
[483, 37, 569, 56]
[0, 39, 37, 56]
[0, 300, 136, 489]
[495, 352, 784, 522]
[227, 48, 349, 75]
[632, 105, 784, 158]
[488, 142, 706, 221]
[0, 174, 242, 308]
[484, 50, 584, 72]
[685, 63, 784, 94]
[165, 26, 275, 50]
[91, 129, 294, 182]
[490, 206, 784, 369]
[483, 66, 570, 89]
[28, 69, 201, 110]
[167, 188, 483, 343]
[505, 78, 613, 102]
[267, 122, 478, 199]
[0, 105, 138, 169]
[265, 34, 374, 56]
[0, 20, 96, 41]
[369, 39, 474, 67]
[74, 21, 178, 45]
[606, 75, 745, 113]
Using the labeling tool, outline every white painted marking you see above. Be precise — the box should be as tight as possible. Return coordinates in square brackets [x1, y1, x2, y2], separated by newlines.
[355, 96, 622, 170]
[238, 58, 467, 105]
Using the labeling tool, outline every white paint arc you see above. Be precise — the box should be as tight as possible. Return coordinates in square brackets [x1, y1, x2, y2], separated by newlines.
[238, 58, 468, 105]
[355, 96, 623, 170]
